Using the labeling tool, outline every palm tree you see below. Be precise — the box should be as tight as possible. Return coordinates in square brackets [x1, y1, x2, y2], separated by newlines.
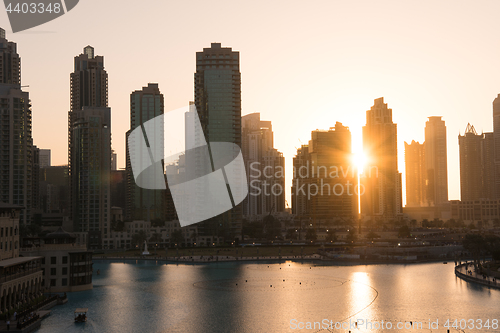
[131, 230, 148, 249]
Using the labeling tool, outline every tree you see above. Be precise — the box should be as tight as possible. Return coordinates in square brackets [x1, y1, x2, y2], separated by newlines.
[463, 234, 485, 269]
[305, 228, 317, 242]
[409, 219, 417, 229]
[131, 230, 148, 249]
[365, 231, 380, 241]
[326, 229, 337, 242]
[263, 215, 281, 241]
[346, 229, 357, 243]
[171, 229, 184, 247]
[398, 225, 411, 238]
[111, 220, 125, 231]
[149, 232, 162, 245]
[493, 219, 500, 228]
[285, 228, 298, 240]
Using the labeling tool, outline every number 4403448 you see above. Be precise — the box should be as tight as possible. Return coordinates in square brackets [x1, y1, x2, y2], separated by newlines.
[5, 2, 62, 14]
[444, 319, 498, 330]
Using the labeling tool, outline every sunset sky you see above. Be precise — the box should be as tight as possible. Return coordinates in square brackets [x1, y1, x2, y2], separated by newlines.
[2, 0, 500, 205]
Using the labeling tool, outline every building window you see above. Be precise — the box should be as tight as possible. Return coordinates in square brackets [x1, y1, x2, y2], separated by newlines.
[51, 257, 56, 264]
[50, 279, 56, 287]
[51, 268, 56, 275]
[62, 267, 67, 275]
[62, 278, 67, 286]
[62, 256, 68, 264]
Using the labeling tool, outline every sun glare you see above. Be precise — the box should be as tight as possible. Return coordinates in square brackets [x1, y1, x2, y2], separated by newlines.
[352, 151, 367, 173]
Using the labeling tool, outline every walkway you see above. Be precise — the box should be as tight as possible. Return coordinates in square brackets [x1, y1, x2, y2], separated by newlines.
[455, 262, 500, 290]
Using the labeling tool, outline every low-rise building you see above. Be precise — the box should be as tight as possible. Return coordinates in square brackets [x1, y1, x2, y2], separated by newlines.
[21, 228, 93, 292]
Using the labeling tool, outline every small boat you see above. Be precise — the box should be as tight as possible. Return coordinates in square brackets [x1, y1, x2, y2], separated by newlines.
[74, 308, 88, 323]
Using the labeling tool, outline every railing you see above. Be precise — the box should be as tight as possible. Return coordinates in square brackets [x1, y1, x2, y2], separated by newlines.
[455, 263, 500, 290]
[0, 268, 42, 283]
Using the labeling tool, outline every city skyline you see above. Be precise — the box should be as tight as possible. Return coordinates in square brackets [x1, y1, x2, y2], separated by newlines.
[3, 1, 500, 206]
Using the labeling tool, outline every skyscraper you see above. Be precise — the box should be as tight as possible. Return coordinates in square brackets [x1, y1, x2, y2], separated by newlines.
[68, 46, 110, 249]
[39, 149, 51, 167]
[458, 123, 495, 201]
[307, 123, 357, 222]
[404, 140, 426, 207]
[492, 94, 500, 199]
[126, 83, 164, 222]
[424, 116, 448, 206]
[0, 29, 33, 225]
[242, 113, 285, 216]
[362, 97, 402, 218]
[194, 43, 242, 241]
[292, 145, 310, 216]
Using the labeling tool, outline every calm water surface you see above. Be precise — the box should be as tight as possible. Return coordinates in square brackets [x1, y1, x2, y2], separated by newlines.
[38, 260, 499, 332]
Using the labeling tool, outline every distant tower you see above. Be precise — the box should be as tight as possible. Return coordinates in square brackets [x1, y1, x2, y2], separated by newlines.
[194, 43, 242, 240]
[459, 124, 485, 201]
[0, 29, 33, 225]
[493, 94, 500, 198]
[362, 97, 402, 218]
[424, 116, 448, 206]
[126, 83, 164, 222]
[404, 140, 426, 207]
[241, 113, 285, 216]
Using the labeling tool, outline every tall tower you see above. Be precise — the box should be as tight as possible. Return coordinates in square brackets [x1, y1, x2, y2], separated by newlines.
[459, 124, 483, 201]
[68, 46, 110, 249]
[458, 123, 495, 201]
[126, 83, 164, 222]
[194, 43, 242, 241]
[0, 29, 33, 225]
[362, 97, 402, 218]
[493, 94, 500, 199]
[404, 140, 426, 207]
[424, 116, 448, 206]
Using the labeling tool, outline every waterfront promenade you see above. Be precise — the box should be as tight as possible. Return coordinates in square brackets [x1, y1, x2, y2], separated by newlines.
[455, 262, 500, 290]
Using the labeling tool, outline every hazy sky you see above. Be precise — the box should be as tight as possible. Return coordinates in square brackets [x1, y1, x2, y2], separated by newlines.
[2, 0, 500, 206]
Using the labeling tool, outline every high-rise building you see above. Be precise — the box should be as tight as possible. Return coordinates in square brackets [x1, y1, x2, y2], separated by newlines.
[39, 149, 51, 167]
[0, 30, 33, 225]
[126, 83, 164, 222]
[362, 97, 402, 218]
[492, 94, 500, 198]
[111, 150, 117, 171]
[0, 27, 20, 85]
[68, 46, 109, 249]
[424, 116, 448, 206]
[242, 113, 285, 216]
[292, 145, 310, 216]
[404, 140, 426, 207]
[308, 123, 357, 221]
[458, 123, 495, 201]
[194, 43, 242, 241]
[70, 106, 111, 249]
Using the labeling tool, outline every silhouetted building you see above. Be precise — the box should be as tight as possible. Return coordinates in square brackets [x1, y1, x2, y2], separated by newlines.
[492, 94, 500, 199]
[39, 165, 69, 214]
[292, 145, 310, 216]
[404, 140, 426, 207]
[0, 31, 33, 225]
[424, 116, 448, 206]
[242, 113, 285, 216]
[459, 123, 495, 201]
[194, 43, 242, 241]
[111, 170, 126, 213]
[126, 83, 164, 222]
[68, 46, 109, 248]
[362, 97, 402, 218]
[39, 149, 51, 167]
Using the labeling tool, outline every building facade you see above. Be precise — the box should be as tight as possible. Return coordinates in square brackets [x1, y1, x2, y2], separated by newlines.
[126, 83, 164, 222]
[194, 43, 243, 241]
[404, 140, 426, 207]
[458, 123, 495, 201]
[424, 116, 448, 206]
[362, 98, 402, 218]
[0, 30, 33, 225]
[242, 113, 285, 217]
[0, 203, 43, 313]
[70, 106, 111, 249]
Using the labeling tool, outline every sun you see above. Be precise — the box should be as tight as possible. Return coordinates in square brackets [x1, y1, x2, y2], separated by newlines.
[352, 151, 367, 173]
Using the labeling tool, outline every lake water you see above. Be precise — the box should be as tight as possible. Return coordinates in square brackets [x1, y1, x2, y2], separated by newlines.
[38, 260, 499, 332]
